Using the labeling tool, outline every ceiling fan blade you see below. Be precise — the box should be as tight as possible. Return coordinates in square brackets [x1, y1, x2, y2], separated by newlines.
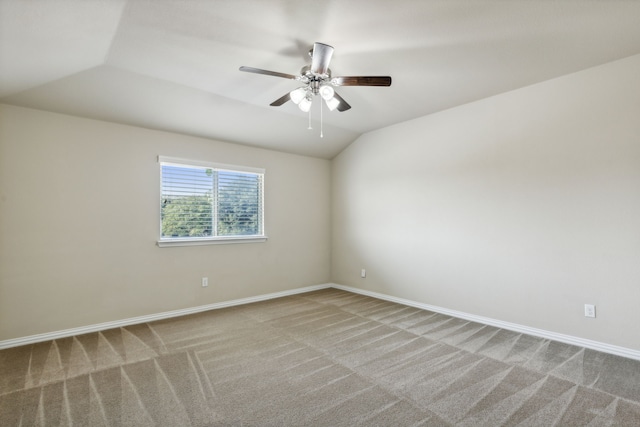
[332, 76, 392, 86]
[239, 66, 297, 80]
[332, 92, 351, 112]
[310, 42, 334, 75]
[270, 93, 291, 106]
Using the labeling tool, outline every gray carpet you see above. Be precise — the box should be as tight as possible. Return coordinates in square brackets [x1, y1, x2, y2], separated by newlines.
[2, 288, 640, 426]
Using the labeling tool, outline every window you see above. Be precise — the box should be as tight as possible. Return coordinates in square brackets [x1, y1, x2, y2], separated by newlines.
[158, 156, 266, 246]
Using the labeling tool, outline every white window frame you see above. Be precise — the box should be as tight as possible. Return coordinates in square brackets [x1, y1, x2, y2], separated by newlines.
[157, 156, 267, 247]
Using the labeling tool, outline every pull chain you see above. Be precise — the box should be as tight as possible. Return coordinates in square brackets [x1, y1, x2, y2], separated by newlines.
[308, 108, 312, 130]
[320, 98, 324, 138]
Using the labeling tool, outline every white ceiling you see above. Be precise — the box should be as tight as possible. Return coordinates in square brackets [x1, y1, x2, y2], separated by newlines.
[2, 0, 640, 159]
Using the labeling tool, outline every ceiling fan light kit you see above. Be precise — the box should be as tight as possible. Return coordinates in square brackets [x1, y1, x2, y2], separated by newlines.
[240, 42, 392, 136]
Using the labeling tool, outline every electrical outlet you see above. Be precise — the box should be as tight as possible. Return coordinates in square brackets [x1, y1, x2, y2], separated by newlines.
[361, 269, 366, 278]
[584, 304, 596, 318]
[202, 277, 208, 287]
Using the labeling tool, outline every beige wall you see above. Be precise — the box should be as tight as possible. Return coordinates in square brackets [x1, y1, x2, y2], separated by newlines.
[0, 105, 331, 340]
[332, 54, 640, 351]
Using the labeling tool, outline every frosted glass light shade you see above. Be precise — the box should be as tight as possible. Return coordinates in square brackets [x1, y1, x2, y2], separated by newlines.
[290, 87, 306, 104]
[319, 85, 334, 100]
[325, 97, 340, 111]
[298, 97, 312, 112]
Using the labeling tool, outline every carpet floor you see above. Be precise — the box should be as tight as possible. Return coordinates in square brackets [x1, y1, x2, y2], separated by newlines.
[2, 288, 640, 426]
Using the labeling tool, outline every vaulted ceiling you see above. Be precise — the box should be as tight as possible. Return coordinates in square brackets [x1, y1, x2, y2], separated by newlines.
[2, 0, 640, 159]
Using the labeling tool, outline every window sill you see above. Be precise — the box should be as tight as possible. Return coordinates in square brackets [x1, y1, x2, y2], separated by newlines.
[157, 236, 268, 247]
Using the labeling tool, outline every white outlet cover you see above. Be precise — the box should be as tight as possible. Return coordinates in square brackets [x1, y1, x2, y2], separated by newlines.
[584, 304, 596, 318]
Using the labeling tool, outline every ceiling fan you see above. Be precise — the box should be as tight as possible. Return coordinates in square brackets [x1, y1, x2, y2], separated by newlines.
[239, 42, 392, 114]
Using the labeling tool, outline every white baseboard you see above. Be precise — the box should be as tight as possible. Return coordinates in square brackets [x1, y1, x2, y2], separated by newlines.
[3, 282, 639, 362]
[329, 283, 640, 362]
[0, 283, 331, 350]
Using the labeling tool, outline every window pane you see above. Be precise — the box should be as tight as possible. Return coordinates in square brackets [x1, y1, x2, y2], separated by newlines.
[161, 165, 213, 237]
[217, 171, 262, 236]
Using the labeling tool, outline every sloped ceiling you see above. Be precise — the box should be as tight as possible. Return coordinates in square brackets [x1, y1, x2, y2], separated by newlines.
[2, 0, 640, 159]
